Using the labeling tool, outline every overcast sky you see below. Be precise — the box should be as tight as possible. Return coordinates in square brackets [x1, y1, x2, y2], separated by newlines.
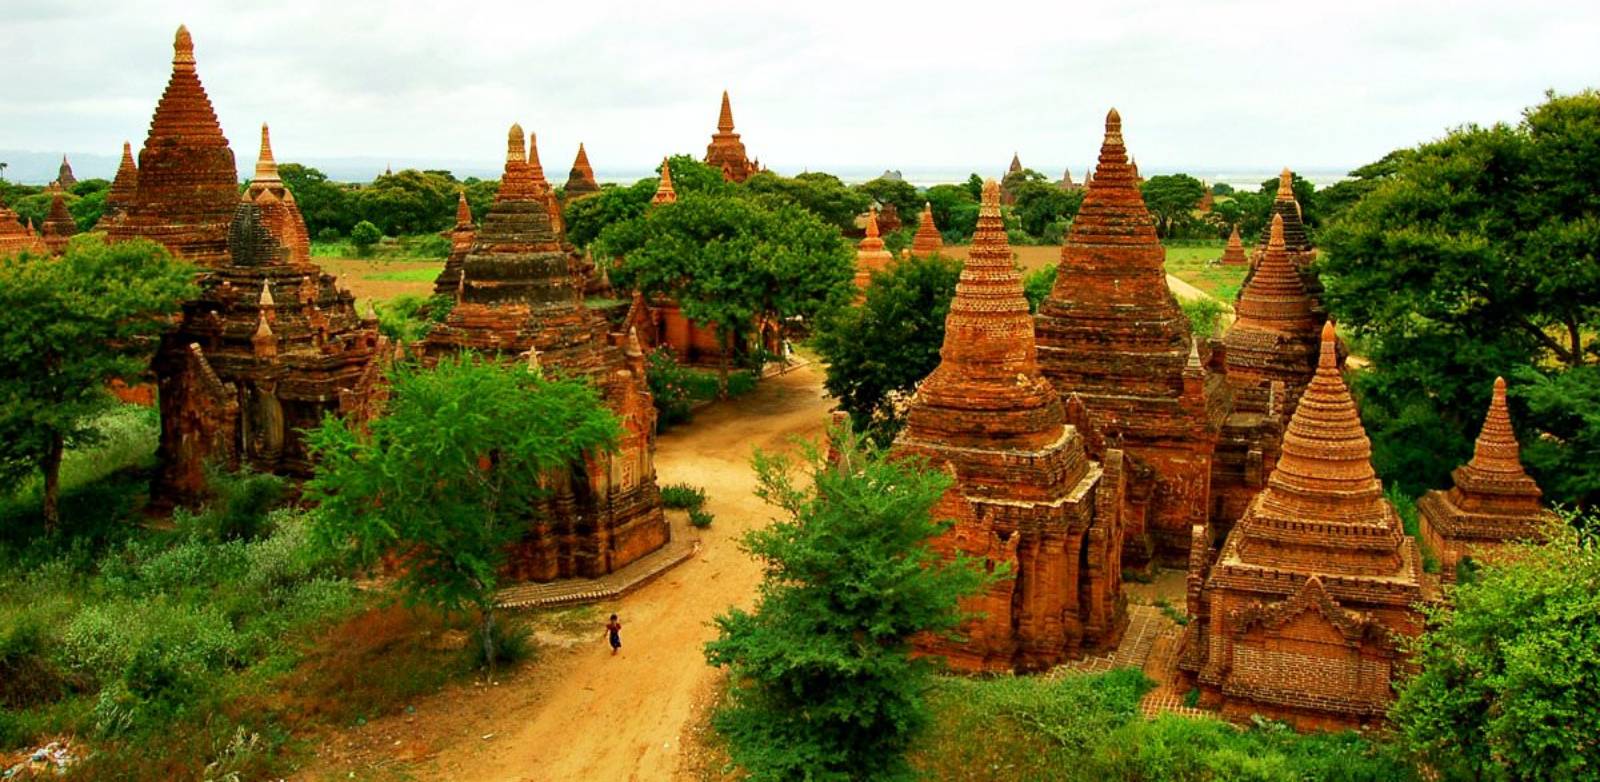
[3, 0, 1596, 180]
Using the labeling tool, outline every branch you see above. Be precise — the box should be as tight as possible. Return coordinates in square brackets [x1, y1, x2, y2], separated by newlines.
[1514, 317, 1579, 366]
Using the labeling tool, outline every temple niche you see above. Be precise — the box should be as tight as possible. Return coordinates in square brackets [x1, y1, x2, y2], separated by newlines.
[101, 142, 140, 231]
[852, 207, 893, 291]
[1181, 322, 1427, 731]
[418, 123, 669, 583]
[564, 143, 601, 199]
[432, 191, 475, 296]
[1034, 109, 1229, 563]
[895, 180, 1126, 673]
[107, 26, 239, 267]
[41, 194, 77, 254]
[1417, 377, 1557, 581]
[909, 202, 944, 258]
[704, 91, 758, 183]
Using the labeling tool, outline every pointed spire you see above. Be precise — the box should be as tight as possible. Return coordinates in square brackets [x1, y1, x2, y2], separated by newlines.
[1220, 223, 1246, 265]
[526, 131, 546, 185]
[258, 280, 275, 309]
[651, 157, 677, 206]
[173, 24, 195, 69]
[910, 202, 943, 258]
[254, 123, 281, 184]
[1467, 377, 1528, 476]
[496, 123, 538, 202]
[41, 193, 77, 253]
[1009, 152, 1023, 173]
[1186, 336, 1203, 372]
[1276, 167, 1295, 200]
[566, 142, 600, 195]
[454, 189, 472, 228]
[718, 90, 735, 133]
[853, 206, 892, 290]
[626, 326, 643, 358]
[1233, 214, 1313, 329]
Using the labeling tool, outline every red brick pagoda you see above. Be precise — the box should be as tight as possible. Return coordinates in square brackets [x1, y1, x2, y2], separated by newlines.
[909, 202, 944, 258]
[41, 194, 76, 254]
[1219, 223, 1246, 266]
[1034, 108, 1223, 562]
[51, 156, 78, 191]
[107, 26, 239, 267]
[564, 143, 601, 198]
[1222, 215, 1321, 414]
[419, 123, 669, 582]
[704, 91, 757, 183]
[853, 207, 893, 291]
[1418, 377, 1557, 581]
[650, 158, 677, 206]
[1181, 322, 1426, 731]
[433, 191, 475, 296]
[895, 180, 1127, 673]
[101, 141, 140, 231]
[0, 196, 45, 258]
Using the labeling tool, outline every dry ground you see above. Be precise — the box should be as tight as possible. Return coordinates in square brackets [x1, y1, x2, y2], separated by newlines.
[318, 257, 440, 307]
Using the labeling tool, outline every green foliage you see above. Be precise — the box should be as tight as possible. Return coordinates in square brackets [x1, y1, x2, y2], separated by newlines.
[1315, 150, 1409, 224]
[376, 294, 436, 343]
[348, 219, 382, 256]
[645, 346, 696, 428]
[812, 254, 961, 444]
[923, 183, 979, 243]
[1141, 173, 1209, 239]
[1180, 296, 1228, 339]
[1393, 517, 1600, 781]
[1023, 262, 1058, 313]
[1319, 90, 1600, 503]
[854, 176, 922, 223]
[660, 483, 708, 511]
[175, 468, 288, 543]
[357, 168, 459, 235]
[1211, 182, 1235, 196]
[662, 154, 731, 197]
[1012, 178, 1085, 239]
[564, 178, 654, 248]
[744, 170, 871, 231]
[688, 508, 714, 529]
[705, 430, 990, 781]
[278, 163, 354, 236]
[0, 236, 195, 530]
[306, 352, 621, 672]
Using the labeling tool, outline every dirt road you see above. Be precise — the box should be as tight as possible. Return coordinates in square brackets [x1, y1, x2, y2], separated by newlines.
[403, 363, 830, 781]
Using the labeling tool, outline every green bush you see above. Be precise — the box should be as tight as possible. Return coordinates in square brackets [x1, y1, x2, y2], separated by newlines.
[1180, 296, 1228, 339]
[175, 467, 287, 542]
[646, 347, 695, 428]
[349, 220, 382, 256]
[409, 233, 452, 259]
[467, 618, 534, 670]
[688, 508, 714, 529]
[1023, 263, 1057, 313]
[315, 226, 341, 242]
[660, 483, 707, 510]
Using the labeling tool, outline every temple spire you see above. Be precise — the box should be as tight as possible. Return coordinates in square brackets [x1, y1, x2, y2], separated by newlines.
[527, 131, 546, 185]
[718, 90, 735, 132]
[651, 158, 677, 205]
[910, 202, 943, 257]
[455, 189, 472, 227]
[254, 123, 281, 184]
[173, 24, 195, 69]
[1233, 214, 1312, 328]
[1469, 377, 1526, 476]
[1276, 167, 1295, 200]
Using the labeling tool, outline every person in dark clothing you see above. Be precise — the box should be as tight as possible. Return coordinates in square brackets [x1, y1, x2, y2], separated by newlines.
[605, 614, 622, 655]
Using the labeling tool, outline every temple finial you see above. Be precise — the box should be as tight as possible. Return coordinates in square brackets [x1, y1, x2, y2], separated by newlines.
[1277, 167, 1295, 199]
[254, 123, 280, 183]
[1268, 212, 1285, 249]
[865, 207, 880, 239]
[1318, 320, 1338, 369]
[174, 25, 195, 67]
[506, 124, 526, 164]
[718, 90, 735, 132]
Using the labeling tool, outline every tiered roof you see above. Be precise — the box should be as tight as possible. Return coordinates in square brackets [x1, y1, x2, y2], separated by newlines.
[1257, 168, 1312, 254]
[704, 91, 757, 183]
[1222, 215, 1320, 402]
[41, 194, 77, 254]
[433, 191, 475, 296]
[852, 207, 893, 290]
[1419, 377, 1555, 547]
[0, 195, 45, 258]
[241, 124, 310, 265]
[564, 143, 600, 197]
[909, 202, 943, 258]
[54, 156, 78, 190]
[1219, 223, 1246, 265]
[651, 158, 677, 206]
[102, 141, 140, 230]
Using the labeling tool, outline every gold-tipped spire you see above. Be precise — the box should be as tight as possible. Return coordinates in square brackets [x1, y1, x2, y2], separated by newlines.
[174, 24, 195, 67]
[254, 124, 281, 183]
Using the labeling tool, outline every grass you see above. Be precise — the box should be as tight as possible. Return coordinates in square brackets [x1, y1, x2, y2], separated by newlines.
[364, 267, 439, 283]
[311, 234, 450, 261]
[1164, 241, 1246, 302]
[661, 483, 708, 511]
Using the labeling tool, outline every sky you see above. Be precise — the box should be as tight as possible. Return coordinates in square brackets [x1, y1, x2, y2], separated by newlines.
[2, 0, 1596, 183]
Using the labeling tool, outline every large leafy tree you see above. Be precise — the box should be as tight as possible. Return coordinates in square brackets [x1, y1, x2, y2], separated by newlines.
[812, 254, 961, 444]
[355, 168, 460, 235]
[705, 430, 989, 781]
[562, 178, 654, 248]
[276, 163, 355, 236]
[305, 353, 621, 674]
[855, 176, 922, 223]
[1140, 173, 1208, 239]
[922, 183, 979, 243]
[599, 191, 854, 393]
[1392, 517, 1600, 782]
[0, 236, 196, 530]
[744, 170, 871, 232]
[1319, 90, 1600, 502]
[1011, 178, 1085, 240]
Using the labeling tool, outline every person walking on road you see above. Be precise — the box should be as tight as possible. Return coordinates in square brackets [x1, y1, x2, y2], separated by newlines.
[605, 614, 622, 655]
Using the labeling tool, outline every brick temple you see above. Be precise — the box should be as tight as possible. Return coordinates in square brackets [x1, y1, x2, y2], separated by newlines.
[0, 196, 45, 258]
[1219, 223, 1246, 266]
[1418, 377, 1556, 581]
[432, 191, 475, 296]
[564, 143, 601, 198]
[651, 157, 676, 206]
[1222, 215, 1322, 415]
[909, 202, 944, 258]
[852, 207, 893, 290]
[1181, 322, 1426, 731]
[151, 124, 385, 503]
[704, 91, 758, 183]
[106, 26, 239, 268]
[41, 194, 76, 254]
[51, 156, 78, 191]
[895, 180, 1127, 673]
[419, 123, 669, 582]
[101, 141, 140, 231]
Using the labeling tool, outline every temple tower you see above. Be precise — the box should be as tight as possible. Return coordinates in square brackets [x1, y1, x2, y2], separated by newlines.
[102, 142, 140, 230]
[852, 207, 893, 291]
[704, 91, 757, 183]
[53, 156, 78, 190]
[564, 143, 601, 198]
[432, 191, 476, 296]
[894, 180, 1126, 672]
[651, 158, 677, 206]
[909, 202, 944, 258]
[1219, 223, 1246, 266]
[1222, 214, 1321, 413]
[41, 194, 77, 254]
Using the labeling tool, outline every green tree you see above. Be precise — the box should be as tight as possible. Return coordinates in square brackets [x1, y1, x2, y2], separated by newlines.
[1011, 179, 1084, 240]
[1319, 90, 1600, 503]
[812, 254, 961, 444]
[1022, 262, 1057, 313]
[563, 179, 654, 248]
[1314, 150, 1409, 224]
[1393, 517, 1600, 782]
[855, 176, 922, 223]
[305, 353, 621, 675]
[278, 163, 355, 235]
[355, 168, 458, 235]
[1140, 173, 1207, 239]
[922, 184, 979, 243]
[743, 170, 870, 231]
[600, 192, 853, 395]
[0, 236, 196, 530]
[349, 220, 382, 256]
[1211, 182, 1235, 196]
[705, 430, 989, 781]
[662, 154, 730, 197]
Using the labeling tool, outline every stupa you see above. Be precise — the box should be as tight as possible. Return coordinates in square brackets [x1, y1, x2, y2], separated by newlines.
[1219, 223, 1246, 265]
[101, 142, 140, 230]
[432, 191, 475, 296]
[0, 196, 45, 258]
[107, 26, 239, 267]
[1058, 167, 1080, 191]
[564, 143, 601, 198]
[1000, 153, 1025, 204]
[704, 91, 757, 183]
[1417, 377, 1556, 580]
[52, 156, 78, 190]
[1181, 322, 1425, 731]
[909, 202, 944, 258]
[41, 194, 77, 254]
[650, 158, 677, 206]
[894, 180, 1127, 672]
[1222, 215, 1320, 412]
[152, 128, 384, 504]
[852, 207, 893, 291]
[419, 123, 669, 582]
[1034, 108, 1223, 561]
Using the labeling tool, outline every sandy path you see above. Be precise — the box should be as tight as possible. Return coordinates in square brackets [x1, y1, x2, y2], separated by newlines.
[414, 363, 831, 782]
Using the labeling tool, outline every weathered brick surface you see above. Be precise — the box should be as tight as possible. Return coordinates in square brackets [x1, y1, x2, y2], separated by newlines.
[100, 142, 139, 231]
[432, 191, 476, 296]
[0, 197, 45, 258]
[1224, 215, 1321, 416]
[40, 194, 76, 254]
[1219, 223, 1247, 265]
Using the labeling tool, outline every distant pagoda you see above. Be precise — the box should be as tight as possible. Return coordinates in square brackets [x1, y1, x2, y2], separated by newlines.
[909, 202, 944, 258]
[894, 180, 1127, 672]
[41, 194, 77, 254]
[650, 158, 677, 206]
[52, 156, 78, 190]
[564, 143, 601, 198]
[704, 91, 757, 183]
[852, 207, 893, 291]
[107, 26, 239, 267]
[1218, 223, 1246, 265]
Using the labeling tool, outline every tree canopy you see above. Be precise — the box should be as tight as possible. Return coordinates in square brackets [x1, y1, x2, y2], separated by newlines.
[1140, 173, 1207, 239]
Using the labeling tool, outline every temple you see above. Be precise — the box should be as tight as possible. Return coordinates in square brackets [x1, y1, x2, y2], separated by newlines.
[1034, 108, 1225, 562]
[1219, 223, 1246, 265]
[852, 207, 893, 291]
[51, 156, 78, 191]
[1417, 377, 1556, 581]
[564, 143, 601, 198]
[418, 123, 669, 582]
[152, 123, 384, 504]
[909, 202, 943, 258]
[704, 91, 758, 183]
[1181, 322, 1426, 731]
[41, 194, 77, 254]
[107, 26, 239, 267]
[0, 196, 45, 258]
[894, 180, 1127, 673]
[101, 141, 140, 230]
[432, 191, 476, 296]
[1222, 215, 1321, 414]
[650, 158, 677, 205]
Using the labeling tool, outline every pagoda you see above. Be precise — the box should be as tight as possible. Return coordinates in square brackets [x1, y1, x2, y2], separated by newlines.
[894, 180, 1127, 673]
[1181, 321, 1426, 731]
[852, 207, 893, 291]
[419, 123, 669, 582]
[1418, 377, 1556, 581]
[0, 196, 45, 258]
[704, 91, 757, 183]
[1034, 108, 1224, 562]
[1000, 152, 1025, 204]
[41, 194, 77, 254]
[564, 143, 601, 198]
[1222, 215, 1320, 413]
[52, 156, 78, 191]
[101, 142, 140, 230]
[1218, 223, 1246, 265]
[152, 126, 384, 504]
[650, 157, 677, 206]
[1058, 167, 1080, 192]
[909, 202, 943, 258]
[107, 26, 239, 267]
[432, 191, 475, 296]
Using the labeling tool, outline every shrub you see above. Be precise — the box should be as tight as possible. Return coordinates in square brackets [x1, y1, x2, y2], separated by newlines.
[177, 467, 287, 542]
[688, 508, 714, 529]
[467, 617, 534, 670]
[1180, 296, 1228, 339]
[407, 233, 452, 259]
[646, 347, 695, 428]
[1023, 263, 1057, 313]
[660, 483, 707, 510]
[315, 226, 341, 242]
[349, 220, 382, 256]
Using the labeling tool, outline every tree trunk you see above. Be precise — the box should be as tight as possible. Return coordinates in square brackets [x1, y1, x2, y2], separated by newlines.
[718, 329, 732, 400]
[481, 605, 497, 681]
[41, 431, 63, 533]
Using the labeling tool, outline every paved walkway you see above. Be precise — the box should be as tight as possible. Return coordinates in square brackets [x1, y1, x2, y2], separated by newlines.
[495, 518, 700, 610]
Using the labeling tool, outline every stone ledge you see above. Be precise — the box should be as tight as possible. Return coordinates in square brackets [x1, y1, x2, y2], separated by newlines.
[495, 536, 701, 610]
